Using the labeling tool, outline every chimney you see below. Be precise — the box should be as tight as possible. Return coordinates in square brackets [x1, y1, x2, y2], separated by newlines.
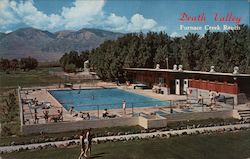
[178, 65, 183, 71]
[155, 64, 160, 70]
[233, 66, 239, 75]
[210, 66, 215, 73]
[173, 64, 178, 71]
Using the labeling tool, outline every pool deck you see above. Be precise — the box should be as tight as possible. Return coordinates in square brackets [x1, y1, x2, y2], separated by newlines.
[20, 82, 247, 125]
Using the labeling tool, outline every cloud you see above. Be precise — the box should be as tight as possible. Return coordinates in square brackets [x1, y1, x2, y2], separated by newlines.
[0, 0, 166, 33]
[104, 13, 166, 32]
[127, 14, 157, 32]
[104, 13, 128, 31]
[0, 0, 63, 30]
[62, 0, 105, 29]
[0, 0, 20, 29]
[11, 0, 63, 30]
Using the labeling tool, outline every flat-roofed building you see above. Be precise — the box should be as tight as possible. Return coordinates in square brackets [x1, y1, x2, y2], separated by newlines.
[124, 67, 250, 105]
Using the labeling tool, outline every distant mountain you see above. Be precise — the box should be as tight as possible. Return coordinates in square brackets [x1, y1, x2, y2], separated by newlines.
[0, 27, 123, 61]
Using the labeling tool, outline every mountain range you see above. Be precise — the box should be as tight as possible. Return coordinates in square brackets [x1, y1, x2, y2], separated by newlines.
[0, 28, 123, 61]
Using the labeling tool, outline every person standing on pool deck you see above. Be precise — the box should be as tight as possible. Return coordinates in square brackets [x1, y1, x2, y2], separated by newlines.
[43, 109, 49, 123]
[122, 100, 126, 114]
[69, 106, 74, 115]
[198, 94, 203, 104]
[209, 90, 214, 105]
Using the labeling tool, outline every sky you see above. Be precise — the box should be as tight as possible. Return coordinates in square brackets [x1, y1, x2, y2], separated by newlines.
[0, 0, 249, 36]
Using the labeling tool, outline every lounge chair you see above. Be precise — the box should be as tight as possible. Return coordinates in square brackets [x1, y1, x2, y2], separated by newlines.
[22, 99, 34, 104]
[107, 114, 117, 118]
[50, 114, 63, 122]
[102, 113, 116, 119]
[31, 102, 51, 109]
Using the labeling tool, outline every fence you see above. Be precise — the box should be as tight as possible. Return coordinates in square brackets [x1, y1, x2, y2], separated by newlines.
[22, 104, 64, 125]
[62, 97, 233, 119]
[21, 97, 235, 126]
[62, 100, 171, 119]
[17, 86, 24, 126]
[189, 79, 238, 94]
[21, 110, 236, 134]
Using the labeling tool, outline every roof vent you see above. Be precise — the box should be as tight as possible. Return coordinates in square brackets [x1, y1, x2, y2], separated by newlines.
[155, 64, 160, 70]
[178, 65, 183, 71]
[233, 66, 239, 75]
[173, 65, 178, 71]
[210, 66, 215, 73]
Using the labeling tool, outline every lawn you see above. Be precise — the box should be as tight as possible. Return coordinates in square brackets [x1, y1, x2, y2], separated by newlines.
[0, 67, 63, 89]
[2, 130, 250, 159]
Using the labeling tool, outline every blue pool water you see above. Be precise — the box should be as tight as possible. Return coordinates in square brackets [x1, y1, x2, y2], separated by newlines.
[49, 88, 169, 111]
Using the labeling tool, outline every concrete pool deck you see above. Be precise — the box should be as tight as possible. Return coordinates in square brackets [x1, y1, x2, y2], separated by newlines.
[20, 82, 239, 127]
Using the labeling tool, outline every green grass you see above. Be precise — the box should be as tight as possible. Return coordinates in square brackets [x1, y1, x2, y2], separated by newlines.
[2, 130, 250, 159]
[0, 89, 20, 136]
[0, 67, 63, 88]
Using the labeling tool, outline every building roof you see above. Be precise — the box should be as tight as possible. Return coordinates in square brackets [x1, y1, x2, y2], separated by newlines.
[124, 68, 250, 77]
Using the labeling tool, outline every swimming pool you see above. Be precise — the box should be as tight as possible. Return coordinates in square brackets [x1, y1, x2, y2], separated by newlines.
[49, 88, 169, 111]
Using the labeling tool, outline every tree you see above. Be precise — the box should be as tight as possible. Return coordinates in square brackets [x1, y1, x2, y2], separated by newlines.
[180, 33, 200, 70]
[0, 58, 10, 71]
[10, 59, 19, 70]
[62, 25, 250, 80]
[78, 51, 90, 68]
[154, 45, 170, 68]
[19, 57, 38, 71]
[59, 53, 69, 70]
[59, 50, 90, 71]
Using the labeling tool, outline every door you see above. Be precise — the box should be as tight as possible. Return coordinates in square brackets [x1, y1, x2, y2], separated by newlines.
[170, 80, 175, 94]
[175, 79, 180, 95]
[183, 79, 189, 94]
